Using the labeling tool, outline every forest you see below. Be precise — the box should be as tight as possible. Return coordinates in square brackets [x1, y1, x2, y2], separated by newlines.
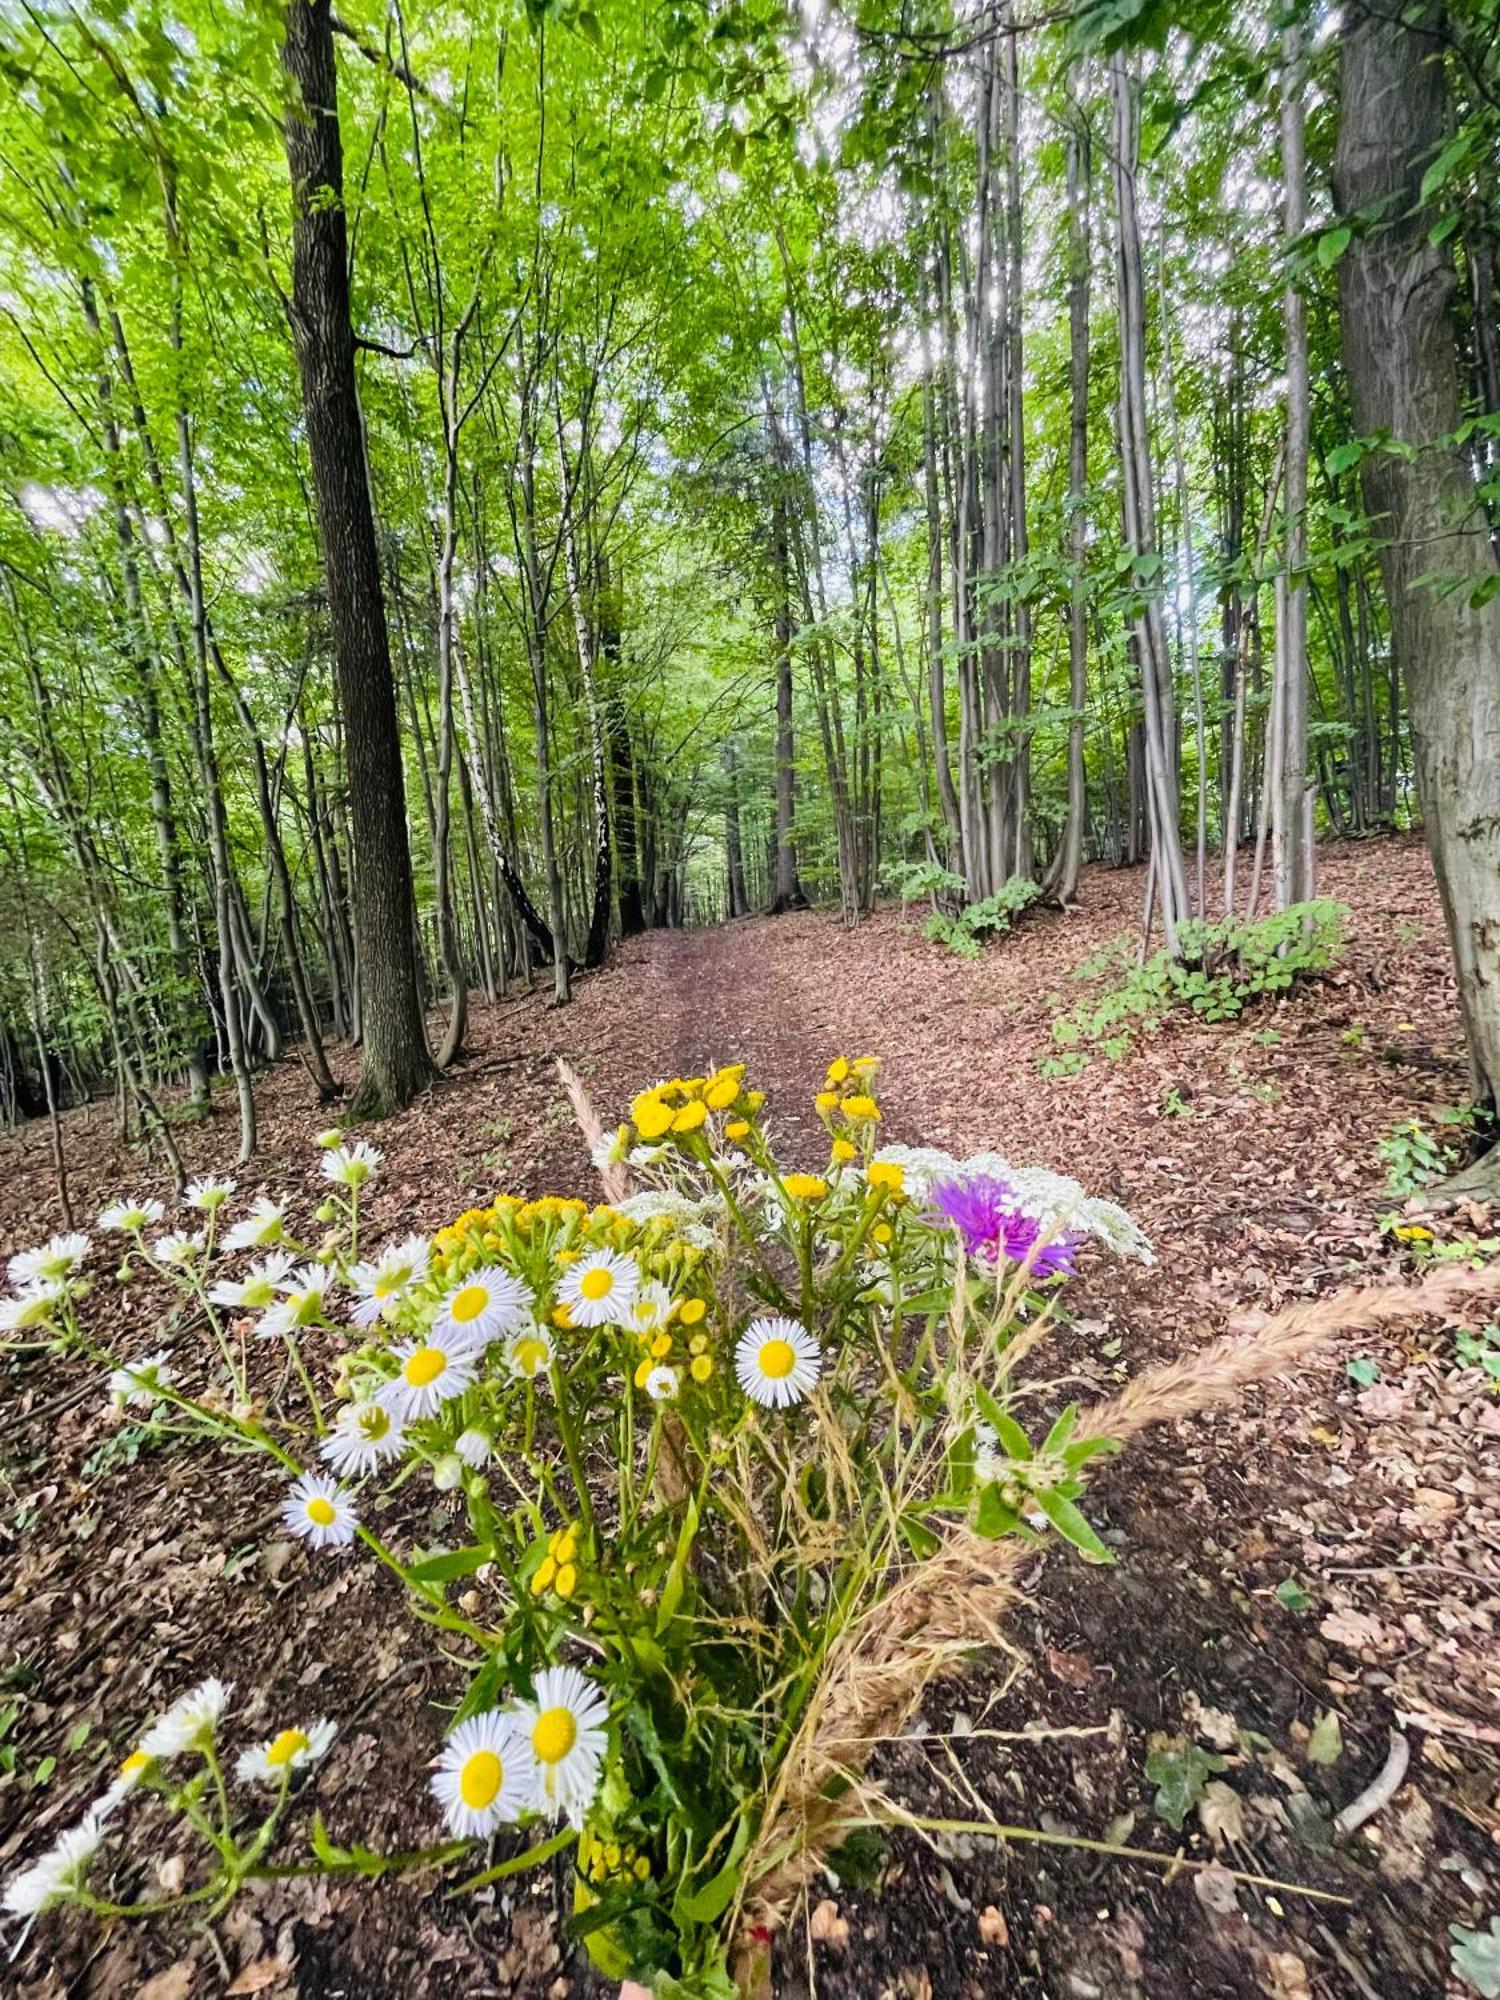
[0, 2, 1498, 1998]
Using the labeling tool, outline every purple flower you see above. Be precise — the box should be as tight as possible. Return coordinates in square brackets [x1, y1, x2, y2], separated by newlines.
[929, 1174, 1079, 1280]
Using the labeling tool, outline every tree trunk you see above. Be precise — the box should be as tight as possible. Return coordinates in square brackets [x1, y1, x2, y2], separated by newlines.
[1275, 21, 1314, 910]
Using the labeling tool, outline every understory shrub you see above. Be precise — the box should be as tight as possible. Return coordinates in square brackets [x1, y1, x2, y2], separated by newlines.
[923, 875, 1040, 957]
[1044, 899, 1347, 1070]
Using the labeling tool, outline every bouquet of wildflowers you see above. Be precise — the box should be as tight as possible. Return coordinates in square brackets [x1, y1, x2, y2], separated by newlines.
[3, 1059, 1160, 1996]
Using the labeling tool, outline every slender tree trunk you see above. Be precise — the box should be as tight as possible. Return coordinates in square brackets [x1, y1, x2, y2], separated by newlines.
[1275, 21, 1314, 909]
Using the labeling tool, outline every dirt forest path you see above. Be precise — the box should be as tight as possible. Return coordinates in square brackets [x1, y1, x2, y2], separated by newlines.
[2, 837, 1497, 2000]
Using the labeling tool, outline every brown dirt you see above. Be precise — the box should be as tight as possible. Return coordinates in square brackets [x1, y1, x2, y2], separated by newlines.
[1, 835, 1495, 2000]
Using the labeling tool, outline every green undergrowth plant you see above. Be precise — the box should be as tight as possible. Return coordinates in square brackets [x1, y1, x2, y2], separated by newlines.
[1378, 1107, 1479, 1196]
[1042, 900, 1347, 1070]
[923, 875, 1040, 958]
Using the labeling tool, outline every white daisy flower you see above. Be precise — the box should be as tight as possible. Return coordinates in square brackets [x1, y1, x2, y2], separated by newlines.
[8, 1233, 91, 1287]
[735, 1316, 821, 1409]
[282, 1471, 359, 1550]
[384, 1326, 481, 1419]
[518, 1664, 609, 1827]
[255, 1265, 330, 1339]
[349, 1234, 431, 1327]
[3, 1814, 104, 1916]
[0, 1281, 67, 1332]
[504, 1322, 555, 1383]
[625, 1280, 672, 1338]
[318, 1398, 406, 1477]
[235, 1718, 336, 1785]
[185, 1176, 237, 1213]
[454, 1427, 493, 1469]
[99, 1197, 165, 1234]
[430, 1709, 536, 1839]
[95, 1745, 154, 1820]
[209, 1251, 297, 1311]
[433, 1265, 531, 1345]
[322, 1141, 380, 1189]
[108, 1350, 176, 1408]
[153, 1230, 206, 1267]
[644, 1365, 679, 1402]
[223, 1197, 288, 1252]
[556, 1249, 640, 1329]
[140, 1678, 232, 1760]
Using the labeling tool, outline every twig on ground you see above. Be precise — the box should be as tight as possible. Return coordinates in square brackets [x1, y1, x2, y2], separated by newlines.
[1333, 1730, 1411, 1841]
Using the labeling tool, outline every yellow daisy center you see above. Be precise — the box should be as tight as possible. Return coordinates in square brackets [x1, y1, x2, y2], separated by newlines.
[759, 1339, 796, 1380]
[579, 1268, 613, 1302]
[514, 1337, 548, 1375]
[374, 1270, 405, 1298]
[120, 1748, 150, 1780]
[459, 1748, 503, 1809]
[306, 1496, 337, 1527]
[405, 1345, 448, 1386]
[266, 1728, 310, 1768]
[356, 1404, 392, 1440]
[449, 1284, 489, 1323]
[245, 1279, 275, 1307]
[533, 1706, 578, 1764]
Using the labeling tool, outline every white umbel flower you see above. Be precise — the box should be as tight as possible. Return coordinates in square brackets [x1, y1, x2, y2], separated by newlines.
[153, 1230, 206, 1267]
[384, 1326, 481, 1419]
[504, 1321, 555, 1383]
[185, 1176, 237, 1213]
[109, 1350, 176, 1408]
[235, 1718, 336, 1784]
[318, 1398, 407, 1477]
[322, 1141, 380, 1189]
[735, 1317, 821, 1409]
[281, 1471, 359, 1550]
[140, 1679, 232, 1760]
[0, 1281, 67, 1332]
[432, 1266, 532, 1346]
[99, 1197, 165, 1234]
[8, 1233, 90, 1287]
[3, 1815, 104, 1916]
[349, 1234, 431, 1327]
[644, 1365, 679, 1402]
[255, 1266, 331, 1339]
[556, 1249, 639, 1329]
[430, 1710, 536, 1839]
[517, 1664, 609, 1827]
[223, 1197, 288, 1252]
[209, 1251, 297, 1311]
[625, 1280, 672, 1338]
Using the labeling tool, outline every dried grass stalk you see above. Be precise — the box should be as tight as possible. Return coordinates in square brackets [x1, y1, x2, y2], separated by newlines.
[556, 1058, 632, 1204]
[740, 1259, 1500, 1944]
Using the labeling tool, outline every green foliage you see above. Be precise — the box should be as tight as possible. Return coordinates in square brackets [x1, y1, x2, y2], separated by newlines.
[924, 877, 1040, 959]
[1451, 1918, 1500, 2000]
[1048, 902, 1347, 1063]
[1378, 1107, 1477, 1195]
[1144, 1736, 1226, 1829]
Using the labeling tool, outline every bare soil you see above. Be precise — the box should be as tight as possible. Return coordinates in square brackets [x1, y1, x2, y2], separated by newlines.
[1, 836, 1495, 2000]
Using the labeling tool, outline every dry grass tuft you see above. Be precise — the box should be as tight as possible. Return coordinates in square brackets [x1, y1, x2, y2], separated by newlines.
[556, 1057, 632, 1204]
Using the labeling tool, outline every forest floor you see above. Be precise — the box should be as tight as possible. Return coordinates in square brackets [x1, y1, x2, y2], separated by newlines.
[1, 832, 1497, 2000]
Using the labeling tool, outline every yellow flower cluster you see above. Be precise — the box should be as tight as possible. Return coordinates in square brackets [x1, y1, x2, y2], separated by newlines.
[816, 1055, 884, 1164]
[531, 1523, 580, 1600]
[630, 1067, 756, 1144]
[582, 1831, 652, 1886]
[630, 1296, 714, 1387]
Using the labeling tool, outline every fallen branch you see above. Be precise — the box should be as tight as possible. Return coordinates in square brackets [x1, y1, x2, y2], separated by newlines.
[1333, 1730, 1410, 1841]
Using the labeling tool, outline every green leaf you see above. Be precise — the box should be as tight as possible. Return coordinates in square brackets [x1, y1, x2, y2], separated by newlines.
[656, 1492, 700, 1636]
[1307, 1710, 1343, 1766]
[1346, 1356, 1380, 1387]
[406, 1545, 492, 1584]
[1275, 1576, 1311, 1612]
[1316, 225, 1351, 268]
[453, 1826, 576, 1895]
[675, 1857, 742, 1925]
[1145, 1736, 1226, 1829]
[1033, 1488, 1113, 1564]
[1325, 440, 1364, 476]
[973, 1386, 1031, 1460]
[973, 1484, 1023, 1539]
[1451, 1918, 1500, 2000]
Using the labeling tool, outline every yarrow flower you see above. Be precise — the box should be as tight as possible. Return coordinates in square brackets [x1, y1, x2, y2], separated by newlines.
[140, 1678, 232, 1760]
[8, 1233, 90, 1287]
[556, 1249, 639, 1329]
[929, 1174, 1080, 1279]
[430, 1710, 536, 1838]
[281, 1471, 359, 1550]
[384, 1326, 481, 1419]
[735, 1316, 821, 1408]
[349, 1234, 432, 1327]
[318, 1398, 406, 1477]
[185, 1176, 236, 1213]
[322, 1141, 380, 1189]
[517, 1664, 609, 1826]
[3, 1814, 104, 1917]
[223, 1197, 288, 1252]
[108, 1350, 176, 1408]
[432, 1265, 531, 1344]
[235, 1718, 336, 1785]
[209, 1251, 297, 1312]
[98, 1198, 165, 1234]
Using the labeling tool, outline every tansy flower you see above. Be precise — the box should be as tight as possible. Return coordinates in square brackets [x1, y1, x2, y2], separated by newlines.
[704, 1074, 739, 1110]
[826, 1058, 850, 1086]
[815, 1090, 840, 1113]
[531, 1525, 579, 1598]
[434, 1266, 532, 1345]
[281, 1471, 359, 1550]
[867, 1160, 905, 1194]
[839, 1095, 880, 1122]
[644, 1366, 679, 1401]
[831, 1139, 858, 1164]
[153, 1230, 205, 1268]
[0, 1282, 68, 1332]
[108, 1350, 176, 1408]
[627, 1281, 672, 1337]
[782, 1174, 828, 1203]
[631, 1093, 674, 1141]
[385, 1326, 481, 1419]
[9, 1234, 90, 1287]
[322, 1141, 380, 1189]
[256, 1266, 331, 1339]
[689, 1353, 714, 1384]
[349, 1234, 432, 1327]
[518, 1665, 609, 1826]
[319, 1398, 406, 1477]
[185, 1177, 236, 1213]
[736, 1317, 821, 1409]
[236, 1718, 336, 1785]
[506, 1322, 556, 1383]
[99, 1198, 164, 1234]
[679, 1297, 706, 1326]
[671, 1099, 708, 1134]
[431, 1711, 535, 1839]
[141, 1679, 232, 1759]
[223, 1197, 288, 1252]
[209, 1251, 297, 1312]
[725, 1119, 750, 1140]
[3, 1816, 104, 1917]
[557, 1249, 639, 1329]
